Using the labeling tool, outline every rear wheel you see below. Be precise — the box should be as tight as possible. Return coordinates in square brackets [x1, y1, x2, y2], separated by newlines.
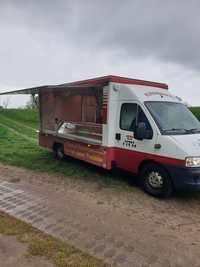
[53, 144, 65, 160]
[140, 163, 173, 198]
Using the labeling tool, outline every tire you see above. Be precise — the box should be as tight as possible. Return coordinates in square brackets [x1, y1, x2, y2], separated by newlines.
[53, 144, 65, 160]
[140, 163, 173, 198]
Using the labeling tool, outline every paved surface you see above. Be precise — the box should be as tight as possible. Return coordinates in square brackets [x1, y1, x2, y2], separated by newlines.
[0, 164, 200, 266]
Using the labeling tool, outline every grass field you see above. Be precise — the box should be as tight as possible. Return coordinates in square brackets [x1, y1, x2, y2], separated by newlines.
[0, 109, 38, 139]
[0, 108, 129, 190]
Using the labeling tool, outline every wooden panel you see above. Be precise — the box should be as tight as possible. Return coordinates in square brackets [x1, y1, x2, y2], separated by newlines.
[82, 95, 97, 123]
[55, 94, 97, 123]
[40, 92, 56, 131]
[64, 140, 106, 167]
[55, 94, 82, 122]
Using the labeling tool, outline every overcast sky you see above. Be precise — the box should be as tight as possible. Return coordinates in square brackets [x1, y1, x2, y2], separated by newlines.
[0, 0, 200, 107]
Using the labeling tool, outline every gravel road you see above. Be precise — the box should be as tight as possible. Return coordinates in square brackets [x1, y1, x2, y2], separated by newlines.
[0, 163, 200, 267]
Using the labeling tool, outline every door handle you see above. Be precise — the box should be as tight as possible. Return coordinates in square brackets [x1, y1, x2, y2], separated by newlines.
[115, 133, 121, 140]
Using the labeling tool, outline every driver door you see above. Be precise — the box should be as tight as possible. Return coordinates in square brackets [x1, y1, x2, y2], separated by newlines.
[115, 102, 154, 172]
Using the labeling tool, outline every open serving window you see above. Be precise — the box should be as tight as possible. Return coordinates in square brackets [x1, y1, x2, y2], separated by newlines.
[40, 85, 108, 144]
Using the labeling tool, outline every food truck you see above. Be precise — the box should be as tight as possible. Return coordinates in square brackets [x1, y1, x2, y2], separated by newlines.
[2, 75, 200, 197]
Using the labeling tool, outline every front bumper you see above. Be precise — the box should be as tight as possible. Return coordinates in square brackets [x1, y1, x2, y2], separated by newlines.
[166, 165, 200, 191]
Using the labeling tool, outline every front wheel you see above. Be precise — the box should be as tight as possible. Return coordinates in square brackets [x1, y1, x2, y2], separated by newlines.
[140, 163, 173, 198]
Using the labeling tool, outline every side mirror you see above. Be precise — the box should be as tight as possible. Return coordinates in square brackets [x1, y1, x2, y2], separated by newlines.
[135, 122, 147, 140]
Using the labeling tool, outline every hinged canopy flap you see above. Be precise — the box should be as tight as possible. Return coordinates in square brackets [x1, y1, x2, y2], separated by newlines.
[0, 75, 168, 95]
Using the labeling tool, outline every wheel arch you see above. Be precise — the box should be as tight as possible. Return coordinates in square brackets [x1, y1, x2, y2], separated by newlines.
[52, 142, 63, 151]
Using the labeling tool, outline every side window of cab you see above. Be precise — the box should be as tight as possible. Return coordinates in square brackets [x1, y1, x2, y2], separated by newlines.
[120, 103, 137, 131]
[120, 103, 153, 138]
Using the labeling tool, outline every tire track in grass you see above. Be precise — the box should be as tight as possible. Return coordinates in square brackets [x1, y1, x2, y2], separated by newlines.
[0, 114, 38, 139]
[0, 114, 37, 132]
[0, 122, 37, 143]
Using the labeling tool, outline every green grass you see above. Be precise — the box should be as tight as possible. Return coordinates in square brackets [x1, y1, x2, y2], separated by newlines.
[0, 109, 131, 190]
[0, 211, 109, 267]
[190, 106, 200, 121]
[0, 108, 38, 139]
[0, 114, 38, 139]
[0, 108, 39, 129]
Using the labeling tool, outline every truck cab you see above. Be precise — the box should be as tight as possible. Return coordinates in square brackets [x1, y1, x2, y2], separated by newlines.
[108, 82, 200, 197]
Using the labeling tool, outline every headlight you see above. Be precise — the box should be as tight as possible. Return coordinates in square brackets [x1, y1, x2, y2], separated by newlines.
[185, 157, 200, 167]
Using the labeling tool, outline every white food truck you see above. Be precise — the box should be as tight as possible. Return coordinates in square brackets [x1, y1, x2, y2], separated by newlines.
[1, 75, 200, 197]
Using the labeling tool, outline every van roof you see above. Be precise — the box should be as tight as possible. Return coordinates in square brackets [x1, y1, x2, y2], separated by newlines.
[0, 75, 168, 95]
[66, 75, 168, 89]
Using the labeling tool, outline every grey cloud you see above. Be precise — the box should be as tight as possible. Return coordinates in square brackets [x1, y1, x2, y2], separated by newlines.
[0, 0, 200, 89]
[1, 0, 200, 69]
[71, 0, 200, 69]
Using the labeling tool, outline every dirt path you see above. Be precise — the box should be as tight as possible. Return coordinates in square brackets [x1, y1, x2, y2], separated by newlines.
[0, 163, 200, 266]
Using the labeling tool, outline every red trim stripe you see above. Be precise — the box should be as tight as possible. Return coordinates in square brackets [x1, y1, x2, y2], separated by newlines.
[65, 75, 168, 89]
[105, 147, 185, 171]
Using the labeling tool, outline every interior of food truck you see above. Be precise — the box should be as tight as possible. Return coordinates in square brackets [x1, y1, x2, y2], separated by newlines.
[39, 86, 107, 145]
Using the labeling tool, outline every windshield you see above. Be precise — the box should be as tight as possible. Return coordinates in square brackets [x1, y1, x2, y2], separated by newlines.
[145, 101, 200, 135]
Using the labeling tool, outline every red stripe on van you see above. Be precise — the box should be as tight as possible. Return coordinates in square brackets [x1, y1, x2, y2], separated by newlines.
[106, 147, 185, 171]
[66, 75, 168, 89]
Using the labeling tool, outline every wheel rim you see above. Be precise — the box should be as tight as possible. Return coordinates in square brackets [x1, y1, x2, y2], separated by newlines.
[147, 171, 164, 189]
